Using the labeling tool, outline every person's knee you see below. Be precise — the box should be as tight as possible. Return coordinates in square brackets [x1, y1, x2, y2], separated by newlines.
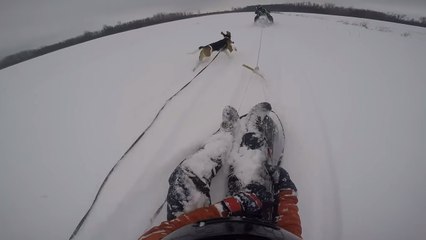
[245, 183, 272, 204]
[273, 167, 297, 193]
[241, 132, 265, 149]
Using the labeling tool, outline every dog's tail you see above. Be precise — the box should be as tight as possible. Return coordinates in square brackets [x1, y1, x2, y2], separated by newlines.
[187, 47, 202, 54]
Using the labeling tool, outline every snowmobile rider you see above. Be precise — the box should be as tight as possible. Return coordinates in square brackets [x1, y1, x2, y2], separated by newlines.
[254, 5, 273, 23]
[255, 5, 270, 16]
[138, 103, 302, 240]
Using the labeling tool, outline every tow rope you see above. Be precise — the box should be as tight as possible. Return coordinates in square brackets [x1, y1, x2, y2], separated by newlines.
[68, 50, 222, 240]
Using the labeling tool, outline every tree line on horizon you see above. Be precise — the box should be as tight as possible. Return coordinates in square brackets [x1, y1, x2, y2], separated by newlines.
[1, 2, 425, 70]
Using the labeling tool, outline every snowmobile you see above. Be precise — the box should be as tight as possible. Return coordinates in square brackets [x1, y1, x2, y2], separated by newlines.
[254, 7, 273, 25]
[163, 217, 301, 240]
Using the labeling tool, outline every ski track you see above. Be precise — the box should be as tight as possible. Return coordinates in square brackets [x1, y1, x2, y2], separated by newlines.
[297, 70, 342, 240]
[258, 19, 343, 239]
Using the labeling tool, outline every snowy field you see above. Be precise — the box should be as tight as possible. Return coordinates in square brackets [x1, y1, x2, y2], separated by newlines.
[1, 12, 426, 240]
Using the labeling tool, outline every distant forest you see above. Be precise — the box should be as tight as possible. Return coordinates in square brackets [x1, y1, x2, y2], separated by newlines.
[1, 2, 425, 70]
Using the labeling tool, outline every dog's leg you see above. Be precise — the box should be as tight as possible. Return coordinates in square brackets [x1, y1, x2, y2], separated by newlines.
[193, 46, 212, 71]
[193, 60, 202, 72]
[223, 50, 230, 57]
[193, 49, 205, 71]
[224, 48, 235, 58]
[198, 49, 205, 62]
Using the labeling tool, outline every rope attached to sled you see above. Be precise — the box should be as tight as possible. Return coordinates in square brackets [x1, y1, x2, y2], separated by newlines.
[68, 51, 222, 240]
[271, 110, 286, 166]
[256, 27, 264, 69]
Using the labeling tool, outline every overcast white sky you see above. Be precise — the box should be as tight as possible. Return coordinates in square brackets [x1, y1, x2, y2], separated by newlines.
[0, 0, 425, 60]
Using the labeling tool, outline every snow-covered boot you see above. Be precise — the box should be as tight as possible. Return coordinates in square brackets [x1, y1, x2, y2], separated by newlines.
[244, 102, 282, 167]
[227, 102, 276, 219]
[220, 105, 240, 133]
[240, 102, 272, 150]
[270, 166, 297, 194]
[245, 102, 272, 132]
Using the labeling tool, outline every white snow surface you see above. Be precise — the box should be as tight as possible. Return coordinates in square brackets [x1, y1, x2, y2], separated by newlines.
[1, 12, 426, 240]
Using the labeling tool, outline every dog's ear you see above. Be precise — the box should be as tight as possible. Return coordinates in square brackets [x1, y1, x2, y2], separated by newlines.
[222, 31, 231, 39]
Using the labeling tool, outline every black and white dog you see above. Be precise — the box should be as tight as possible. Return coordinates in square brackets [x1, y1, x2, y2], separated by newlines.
[193, 31, 236, 71]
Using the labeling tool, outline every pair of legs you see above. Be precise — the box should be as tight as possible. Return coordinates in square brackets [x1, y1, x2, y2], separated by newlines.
[166, 103, 296, 220]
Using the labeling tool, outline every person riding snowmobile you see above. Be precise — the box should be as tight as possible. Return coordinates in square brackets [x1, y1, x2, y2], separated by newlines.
[254, 6, 274, 23]
[138, 103, 302, 240]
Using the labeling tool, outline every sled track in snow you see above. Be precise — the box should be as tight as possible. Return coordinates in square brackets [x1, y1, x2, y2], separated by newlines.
[68, 51, 222, 240]
[70, 25, 274, 239]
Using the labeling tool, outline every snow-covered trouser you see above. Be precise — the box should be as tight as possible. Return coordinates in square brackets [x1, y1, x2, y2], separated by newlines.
[227, 132, 296, 219]
[227, 102, 297, 219]
[166, 106, 239, 220]
[166, 154, 223, 220]
[166, 103, 297, 220]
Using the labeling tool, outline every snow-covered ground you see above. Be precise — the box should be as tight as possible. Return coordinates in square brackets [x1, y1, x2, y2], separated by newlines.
[1, 12, 425, 240]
